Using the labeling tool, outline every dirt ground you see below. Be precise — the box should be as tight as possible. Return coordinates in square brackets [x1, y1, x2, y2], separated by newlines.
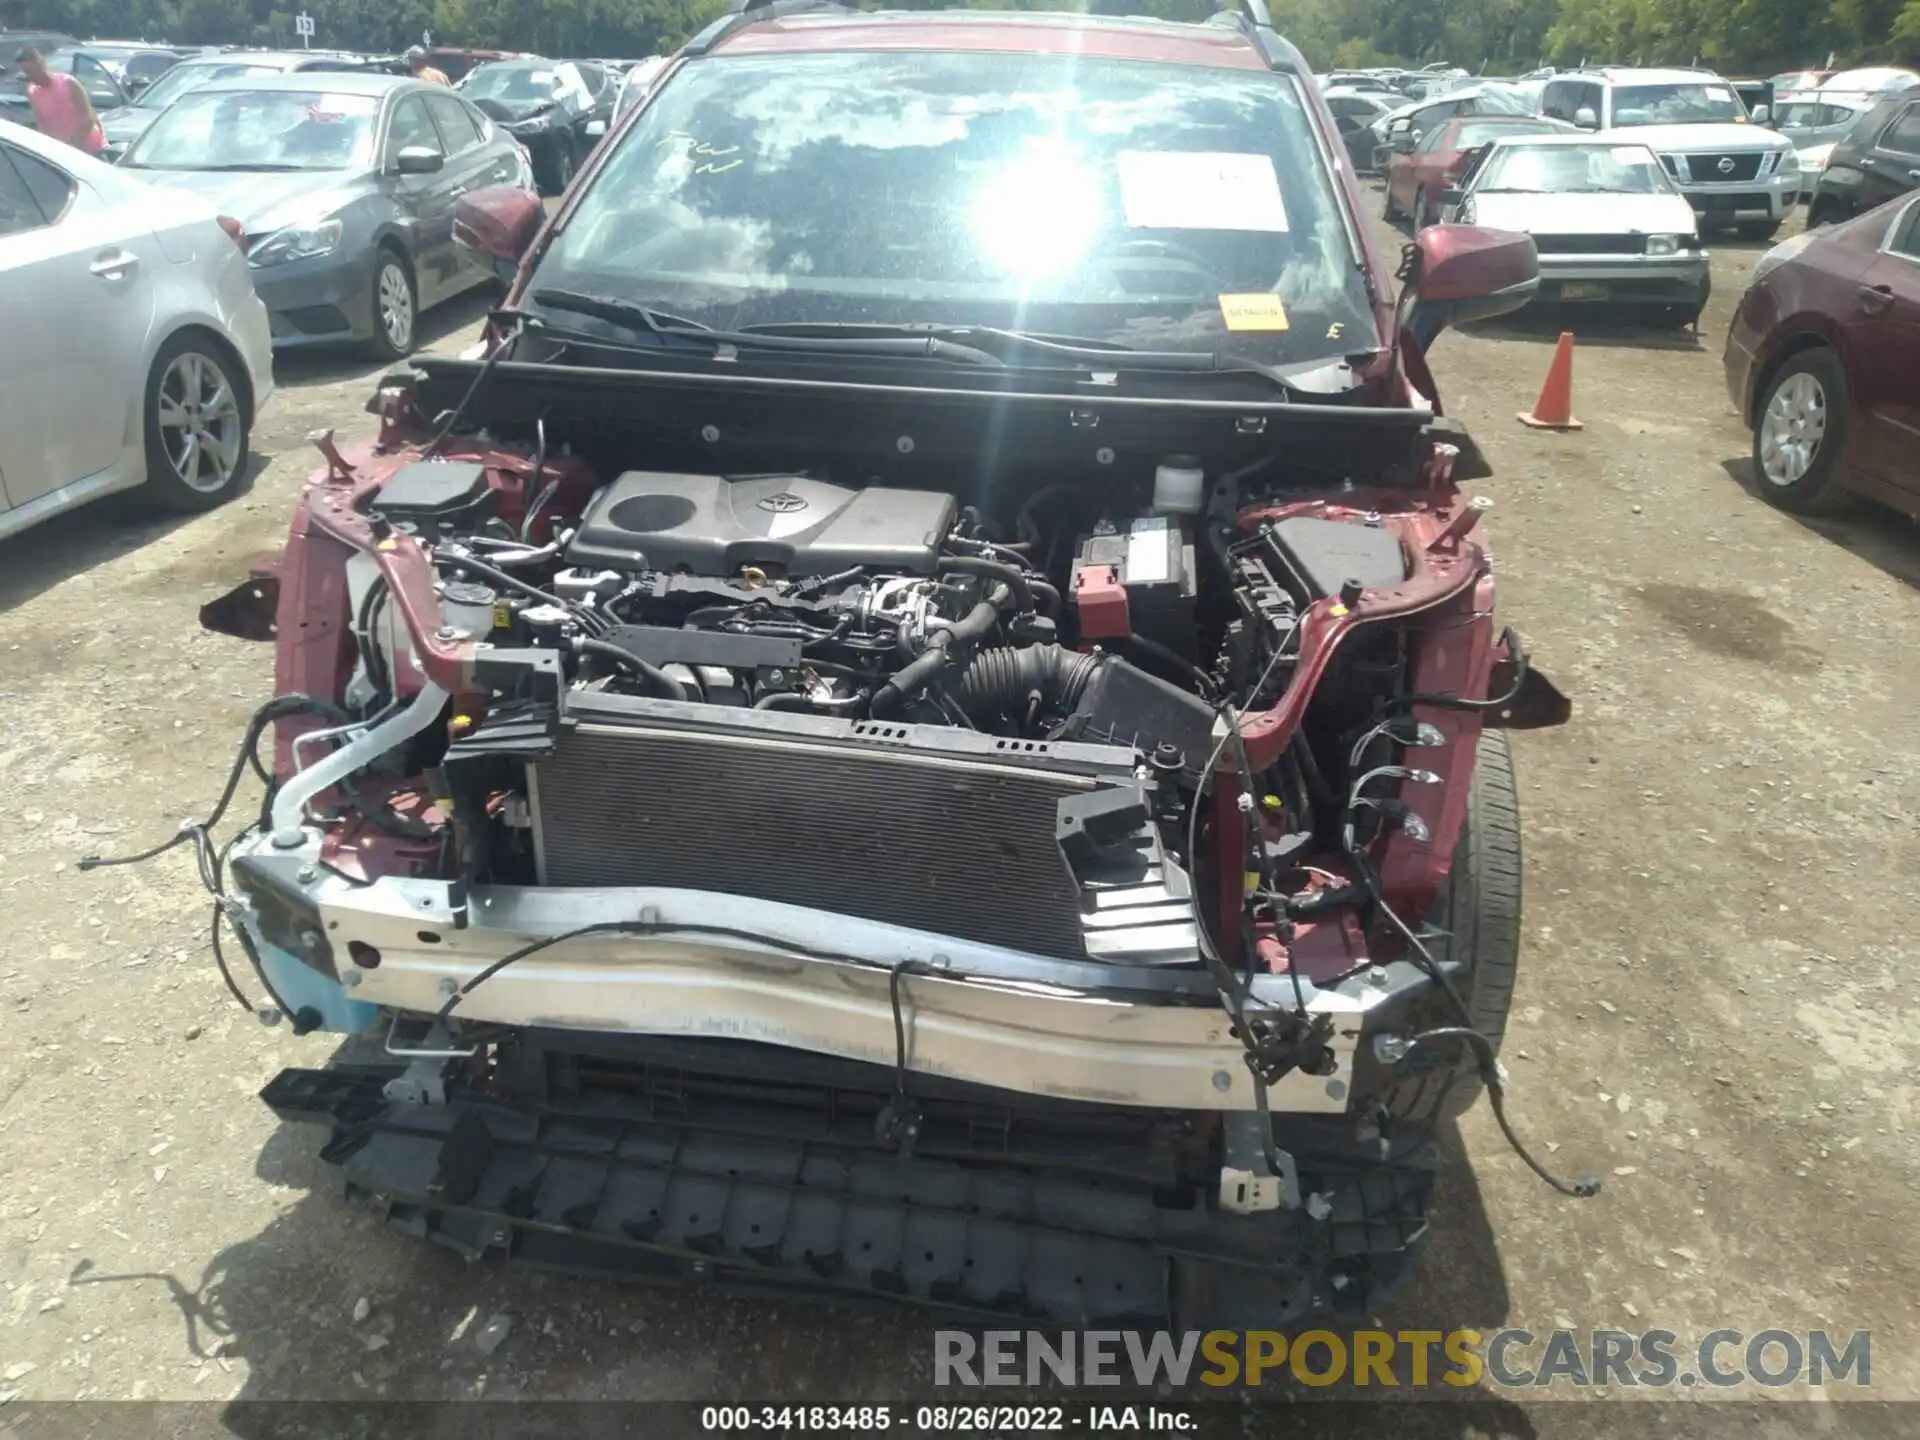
[1, 195, 1917, 1433]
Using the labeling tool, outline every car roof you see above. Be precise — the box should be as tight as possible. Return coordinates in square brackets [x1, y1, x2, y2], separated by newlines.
[707, 12, 1282, 74]
[1578, 67, 1725, 85]
[1483, 132, 1657, 149]
[1449, 113, 1568, 125]
[191, 71, 417, 97]
[174, 49, 366, 68]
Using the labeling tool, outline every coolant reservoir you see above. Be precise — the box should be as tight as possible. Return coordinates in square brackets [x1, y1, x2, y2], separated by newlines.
[1152, 455, 1205, 515]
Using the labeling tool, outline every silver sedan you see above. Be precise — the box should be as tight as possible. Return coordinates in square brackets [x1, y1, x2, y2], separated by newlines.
[0, 118, 273, 543]
[118, 73, 535, 358]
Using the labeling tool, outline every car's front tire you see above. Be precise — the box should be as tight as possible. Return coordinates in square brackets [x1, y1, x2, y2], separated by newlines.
[1381, 728, 1523, 1124]
[367, 248, 417, 361]
[140, 331, 252, 514]
[1751, 347, 1849, 514]
[542, 139, 576, 195]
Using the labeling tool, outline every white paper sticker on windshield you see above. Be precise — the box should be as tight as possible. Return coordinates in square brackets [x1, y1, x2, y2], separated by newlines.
[1704, 86, 1733, 101]
[1611, 146, 1652, 162]
[1117, 152, 1289, 233]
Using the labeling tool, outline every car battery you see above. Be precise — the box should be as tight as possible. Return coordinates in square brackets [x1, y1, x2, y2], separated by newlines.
[1069, 516, 1198, 658]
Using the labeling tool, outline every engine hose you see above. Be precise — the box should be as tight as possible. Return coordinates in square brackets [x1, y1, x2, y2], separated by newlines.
[950, 644, 1103, 727]
[936, 555, 1045, 616]
[574, 636, 689, 701]
[871, 586, 1009, 714]
[753, 688, 870, 714]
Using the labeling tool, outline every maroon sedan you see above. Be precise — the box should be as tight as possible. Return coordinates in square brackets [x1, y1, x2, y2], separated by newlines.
[1725, 194, 1920, 516]
[1384, 114, 1573, 228]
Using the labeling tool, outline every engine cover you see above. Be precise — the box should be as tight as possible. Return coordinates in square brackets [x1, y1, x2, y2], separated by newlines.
[565, 473, 958, 578]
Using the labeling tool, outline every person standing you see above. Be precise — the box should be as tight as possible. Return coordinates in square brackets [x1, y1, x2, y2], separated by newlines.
[15, 48, 104, 154]
[405, 47, 451, 86]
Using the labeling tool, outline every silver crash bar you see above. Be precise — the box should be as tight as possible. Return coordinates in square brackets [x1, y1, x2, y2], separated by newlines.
[307, 877, 1385, 1114]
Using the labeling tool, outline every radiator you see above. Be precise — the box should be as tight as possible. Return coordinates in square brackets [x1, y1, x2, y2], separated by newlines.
[532, 716, 1126, 959]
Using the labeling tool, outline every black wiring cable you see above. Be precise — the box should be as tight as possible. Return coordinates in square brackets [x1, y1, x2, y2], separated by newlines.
[205, 902, 257, 1012]
[425, 315, 528, 457]
[888, 958, 935, 1114]
[1385, 626, 1531, 714]
[79, 694, 351, 873]
[434, 920, 880, 1026]
[1118, 633, 1218, 698]
[574, 635, 689, 700]
[1398, 1026, 1601, 1198]
[1342, 828, 1596, 1198]
[354, 578, 392, 704]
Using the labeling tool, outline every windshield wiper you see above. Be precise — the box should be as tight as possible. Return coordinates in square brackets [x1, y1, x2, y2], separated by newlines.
[527, 289, 1001, 366]
[531, 288, 713, 335]
[523, 293, 1327, 393]
[733, 321, 1301, 382]
[166, 162, 314, 172]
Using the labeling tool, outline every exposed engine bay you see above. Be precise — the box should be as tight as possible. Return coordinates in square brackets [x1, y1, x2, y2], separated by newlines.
[123, 357, 1586, 1329]
[330, 442, 1439, 977]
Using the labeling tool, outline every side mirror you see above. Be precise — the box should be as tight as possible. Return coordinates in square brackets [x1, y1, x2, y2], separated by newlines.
[1573, 105, 1599, 129]
[1393, 131, 1417, 153]
[393, 145, 444, 175]
[584, 118, 606, 137]
[453, 185, 545, 284]
[1440, 187, 1464, 206]
[1401, 225, 1539, 349]
[1751, 104, 1771, 125]
[125, 75, 152, 97]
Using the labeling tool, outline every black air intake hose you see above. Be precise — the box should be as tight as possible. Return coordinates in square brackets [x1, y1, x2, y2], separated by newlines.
[952, 645, 1104, 727]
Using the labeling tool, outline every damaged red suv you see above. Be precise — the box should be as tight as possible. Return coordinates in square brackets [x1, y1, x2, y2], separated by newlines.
[118, 0, 1587, 1326]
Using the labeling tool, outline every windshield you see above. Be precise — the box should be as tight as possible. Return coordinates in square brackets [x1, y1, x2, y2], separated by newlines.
[1772, 102, 1825, 129]
[464, 63, 565, 104]
[1459, 86, 1530, 115]
[1610, 83, 1746, 127]
[123, 88, 378, 171]
[135, 60, 280, 111]
[532, 50, 1376, 370]
[1455, 119, 1564, 148]
[1480, 143, 1670, 193]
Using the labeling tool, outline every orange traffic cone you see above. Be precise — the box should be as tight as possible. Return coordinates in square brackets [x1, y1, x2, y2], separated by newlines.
[1518, 332, 1583, 431]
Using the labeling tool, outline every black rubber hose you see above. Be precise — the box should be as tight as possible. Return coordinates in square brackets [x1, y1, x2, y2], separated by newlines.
[575, 636, 689, 701]
[937, 555, 1041, 615]
[871, 588, 1009, 715]
[753, 688, 869, 714]
[950, 644, 1104, 727]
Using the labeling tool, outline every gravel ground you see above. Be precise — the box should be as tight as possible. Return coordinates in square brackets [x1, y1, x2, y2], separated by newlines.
[1, 198, 1916, 1430]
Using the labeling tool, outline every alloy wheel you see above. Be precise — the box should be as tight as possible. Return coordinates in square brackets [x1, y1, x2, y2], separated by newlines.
[378, 262, 415, 352]
[155, 352, 243, 494]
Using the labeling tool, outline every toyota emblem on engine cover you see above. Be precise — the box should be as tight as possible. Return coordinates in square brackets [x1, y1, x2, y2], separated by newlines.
[1717, 156, 1735, 174]
[758, 492, 808, 513]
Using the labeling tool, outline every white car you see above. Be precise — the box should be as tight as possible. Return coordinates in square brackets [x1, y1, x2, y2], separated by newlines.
[0, 119, 272, 543]
[1538, 68, 1799, 238]
[1444, 135, 1710, 328]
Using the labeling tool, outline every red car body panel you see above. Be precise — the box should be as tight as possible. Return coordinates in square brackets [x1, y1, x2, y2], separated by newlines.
[1725, 195, 1920, 514]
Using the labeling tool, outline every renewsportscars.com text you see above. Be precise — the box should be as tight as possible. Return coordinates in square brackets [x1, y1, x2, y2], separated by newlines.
[934, 1329, 1870, 1390]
